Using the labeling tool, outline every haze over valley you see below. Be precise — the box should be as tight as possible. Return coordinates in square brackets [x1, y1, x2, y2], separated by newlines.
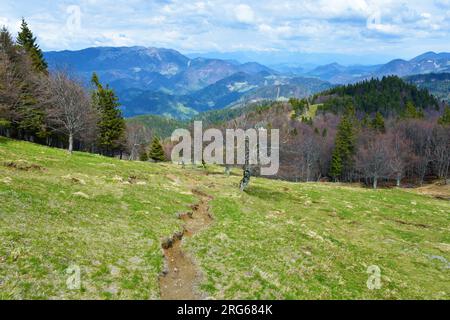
[45, 47, 450, 119]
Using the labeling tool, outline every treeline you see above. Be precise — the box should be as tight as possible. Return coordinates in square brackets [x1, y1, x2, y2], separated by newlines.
[327, 105, 450, 187]
[315, 76, 440, 116]
[171, 97, 449, 188]
[405, 73, 450, 102]
[0, 21, 126, 156]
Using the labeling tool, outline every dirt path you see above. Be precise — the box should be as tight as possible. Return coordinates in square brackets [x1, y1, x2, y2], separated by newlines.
[159, 189, 213, 300]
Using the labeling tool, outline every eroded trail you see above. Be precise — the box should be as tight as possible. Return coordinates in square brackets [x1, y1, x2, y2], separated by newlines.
[159, 189, 213, 300]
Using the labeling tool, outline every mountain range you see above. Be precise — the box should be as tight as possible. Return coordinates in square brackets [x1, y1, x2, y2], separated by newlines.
[44, 47, 450, 119]
[303, 52, 450, 84]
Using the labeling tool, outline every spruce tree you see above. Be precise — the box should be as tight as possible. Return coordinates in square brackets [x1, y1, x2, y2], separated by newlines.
[0, 27, 15, 128]
[0, 27, 16, 58]
[361, 114, 370, 128]
[17, 18, 48, 73]
[0, 25, 48, 141]
[91, 73, 126, 156]
[371, 112, 386, 133]
[148, 136, 165, 162]
[438, 105, 450, 125]
[330, 107, 356, 181]
[402, 101, 424, 119]
[139, 148, 149, 162]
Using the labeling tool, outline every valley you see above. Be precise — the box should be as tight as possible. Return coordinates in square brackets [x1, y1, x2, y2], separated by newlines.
[45, 47, 450, 119]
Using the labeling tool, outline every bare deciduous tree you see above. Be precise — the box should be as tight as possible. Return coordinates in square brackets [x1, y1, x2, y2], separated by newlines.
[400, 120, 435, 186]
[432, 125, 450, 182]
[46, 72, 96, 153]
[125, 122, 152, 160]
[387, 130, 412, 187]
[356, 133, 393, 189]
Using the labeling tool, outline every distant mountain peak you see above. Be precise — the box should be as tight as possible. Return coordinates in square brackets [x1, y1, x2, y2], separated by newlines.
[44, 46, 450, 118]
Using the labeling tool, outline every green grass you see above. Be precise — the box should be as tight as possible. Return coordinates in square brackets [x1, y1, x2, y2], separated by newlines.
[187, 177, 450, 299]
[1, 137, 449, 299]
[0, 137, 196, 299]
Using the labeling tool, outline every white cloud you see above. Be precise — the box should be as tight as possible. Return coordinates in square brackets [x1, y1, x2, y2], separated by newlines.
[0, 0, 449, 57]
[234, 4, 255, 24]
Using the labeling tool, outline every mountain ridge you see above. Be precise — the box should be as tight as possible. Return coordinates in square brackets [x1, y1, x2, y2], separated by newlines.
[44, 47, 450, 119]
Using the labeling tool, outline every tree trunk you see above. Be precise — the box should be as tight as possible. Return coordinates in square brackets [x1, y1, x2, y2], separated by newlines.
[239, 137, 251, 191]
[240, 167, 251, 191]
[396, 174, 401, 187]
[444, 162, 449, 185]
[373, 176, 378, 189]
[68, 133, 74, 154]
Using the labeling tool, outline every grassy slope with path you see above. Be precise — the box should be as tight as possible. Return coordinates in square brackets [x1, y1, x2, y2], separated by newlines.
[0, 137, 196, 299]
[1, 137, 449, 299]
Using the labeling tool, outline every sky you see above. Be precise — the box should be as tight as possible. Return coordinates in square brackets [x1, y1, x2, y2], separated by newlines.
[1, 0, 450, 65]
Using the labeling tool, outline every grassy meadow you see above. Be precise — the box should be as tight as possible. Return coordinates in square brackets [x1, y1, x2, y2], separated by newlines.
[0, 137, 449, 299]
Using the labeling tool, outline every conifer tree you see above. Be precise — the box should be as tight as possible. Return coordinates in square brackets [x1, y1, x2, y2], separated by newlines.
[0, 27, 16, 130]
[438, 105, 450, 126]
[361, 114, 370, 128]
[17, 18, 48, 73]
[1, 24, 48, 141]
[0, 26, 16, 58]
[330, 107, 356, 181]
[371, 112, 386, 133]
[91, 73, 126, 156]
[139, 147, 149, 162]
[148, 136, 165, 162]
[402, 101, 424, 119]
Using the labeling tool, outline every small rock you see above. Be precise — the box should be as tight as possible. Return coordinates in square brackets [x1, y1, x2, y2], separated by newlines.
[73, 191, 90, 199]
[1, 177, 12, 184]
[112, 176, 123, 182]
[92, 260, 101, 266]
[216, 233, 229, 241]
[128, 256, 143, 265]
[104, 284, 119, 295]
[110, 265, 121, 277]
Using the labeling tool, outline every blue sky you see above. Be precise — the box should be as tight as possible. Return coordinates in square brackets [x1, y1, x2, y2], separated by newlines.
[2, 0, 450, 64]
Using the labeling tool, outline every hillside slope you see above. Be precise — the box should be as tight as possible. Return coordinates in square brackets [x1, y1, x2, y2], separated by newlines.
[405, 73, 450, 102]
[315, 76, 440, 115]
[0, 138, 449, 299]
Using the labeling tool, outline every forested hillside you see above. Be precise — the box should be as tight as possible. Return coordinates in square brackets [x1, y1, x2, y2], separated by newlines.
[405, 73, 450, 102]
[315, 76, 440, 116]
[0, 23, 128, 157]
